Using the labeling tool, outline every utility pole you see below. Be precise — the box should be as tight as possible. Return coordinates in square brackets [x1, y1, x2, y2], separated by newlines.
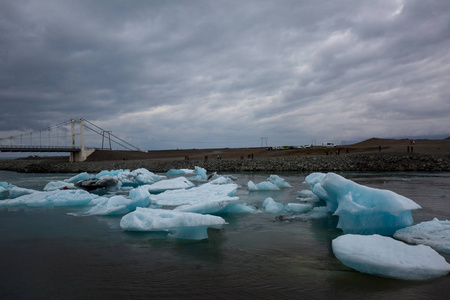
[260, 137, 268, 147]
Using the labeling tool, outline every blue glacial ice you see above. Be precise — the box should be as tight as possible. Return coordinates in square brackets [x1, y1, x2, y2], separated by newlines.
[117, 168, 166, 186]
[263, 197, 311, 214]
[120, 207, 226, 240]
[44, 181, 75, 191]
[248, 175, 292, 191]
[332, 234, 450, 280]
[1, 182, 36, 199]
[81, 187, 151, 216]
[66, 172, 91, 183]
[305, 172, 421, 235]
[394, 218, 450, 254]
[0, 189, 98, 207]
[166, 168, 195, 175]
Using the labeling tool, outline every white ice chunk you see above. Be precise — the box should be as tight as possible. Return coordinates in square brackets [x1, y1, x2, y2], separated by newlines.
[81, 187, 151, 216]
[263, 197, 311, 214]
[44, 181, 75, 191]
[332, 234, 450, 280]
[1, 182, 36, 199]
[95, 169, 129, 178]
[190, 166, 208, 181]
[117, 168, 166, 187]
[0, 189, 98, 207]
[248, 180, 280, 191]
[143, 177, 195, 193]
[175, 196, 241, 214]
[65, 172, 92, 183]
[120, 207, 226, 240]
[150, 182, 238, 207]
[268, 175, 292, 188]
[263, 197, 286, 214]
[305, 172, 421, 235]
[166, 168, 195, 175]
[394, 218, 450, 254]
[297, 189, 318, 199]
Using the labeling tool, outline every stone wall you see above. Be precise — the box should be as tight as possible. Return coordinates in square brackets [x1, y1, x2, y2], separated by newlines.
[1, 153, 450, 173]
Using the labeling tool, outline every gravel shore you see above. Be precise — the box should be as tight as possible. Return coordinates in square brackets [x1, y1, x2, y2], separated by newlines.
[1, 153, 449, 173]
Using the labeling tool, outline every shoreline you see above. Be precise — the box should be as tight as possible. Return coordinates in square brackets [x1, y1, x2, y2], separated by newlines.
[1, 153, 449, 173]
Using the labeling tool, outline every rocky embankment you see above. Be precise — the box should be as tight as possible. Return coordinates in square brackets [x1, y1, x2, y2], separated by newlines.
[1, 153, 450, 173]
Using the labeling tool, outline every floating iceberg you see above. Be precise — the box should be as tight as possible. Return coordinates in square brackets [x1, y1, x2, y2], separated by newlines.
[332, 234, 450, 280]
[305, 172, 421, 235]
[143, 177, 195, 194]
[394, 218, 450, 254]
[297, 190, 321, 202]
[150, 181, 238, 207]
[120, 207, 226, 240]
[44, 181, 75, 191]
[1, 182, 36, 199]
[189, 166, 208, 181]
[248, 175, 291, 191]
[117, 168, 166, 187]
[175, 196, 255, 214]
[166, 168, 195, 175]
[248, 181, 279, 191]
[0, 189, 98, 207]
[66, 172, 92, 183]
[263, 197, 311, 214]
[80, 187, 151, 216]
[268, 175, 292, 188]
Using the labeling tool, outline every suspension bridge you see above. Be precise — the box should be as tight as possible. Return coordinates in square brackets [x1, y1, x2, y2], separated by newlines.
[0, 119, 141, 162]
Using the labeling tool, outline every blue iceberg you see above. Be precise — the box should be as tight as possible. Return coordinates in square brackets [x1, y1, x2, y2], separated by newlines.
[120, 207, 226, 240]
[305, 172, 421, 235]
[332, 234, 450, 280]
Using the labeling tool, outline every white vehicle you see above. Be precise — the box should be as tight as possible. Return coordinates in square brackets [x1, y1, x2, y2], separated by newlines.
[322, 142, 336, 147]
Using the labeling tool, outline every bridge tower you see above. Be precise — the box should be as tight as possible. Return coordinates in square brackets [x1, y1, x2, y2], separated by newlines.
[69, 119, 94, 162]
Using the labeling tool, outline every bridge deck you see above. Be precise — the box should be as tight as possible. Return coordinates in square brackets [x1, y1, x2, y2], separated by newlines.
[0, 146, 81, 153]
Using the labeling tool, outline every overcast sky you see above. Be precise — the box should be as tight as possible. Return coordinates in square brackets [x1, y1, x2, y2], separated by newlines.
[1, 0, 449, 151]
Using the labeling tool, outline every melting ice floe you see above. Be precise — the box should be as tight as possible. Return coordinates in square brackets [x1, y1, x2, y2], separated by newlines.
[120, 207, 226, 240]
[78, 187, 151, 216]
[143, 176, 195, 193]
[0, 189, 98, 207]
[263, 197, 311, 214]
[394, 218, 450, 254]
[332, 234, 450, 280]
[248, 174, 291, 191]
[305, 172, 421, 235]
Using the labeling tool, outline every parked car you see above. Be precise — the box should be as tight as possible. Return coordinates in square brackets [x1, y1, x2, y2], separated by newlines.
[322, 142, 336, 147]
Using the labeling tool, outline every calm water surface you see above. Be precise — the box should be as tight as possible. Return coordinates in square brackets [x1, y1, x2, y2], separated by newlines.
[1, 171, 449, 299]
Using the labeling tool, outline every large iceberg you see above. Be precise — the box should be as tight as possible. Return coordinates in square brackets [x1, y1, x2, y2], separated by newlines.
[305, 172, 421, 235]
[120, 207, 226, 240]
[0, 189, 98, 207]
[394, 218, 450, 254]
[332, 234, 450, 280]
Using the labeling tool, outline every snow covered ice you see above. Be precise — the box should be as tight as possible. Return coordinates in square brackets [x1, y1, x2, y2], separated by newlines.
[120, 207, 226, 240]
[332, 234, 450, 280]
[394, 218, 450, 254]
[143, 176, 195, 193]
[305, 172, 421, 235]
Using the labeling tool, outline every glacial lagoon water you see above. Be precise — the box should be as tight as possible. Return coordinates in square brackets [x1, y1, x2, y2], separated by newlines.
[1, 170, 450, 299]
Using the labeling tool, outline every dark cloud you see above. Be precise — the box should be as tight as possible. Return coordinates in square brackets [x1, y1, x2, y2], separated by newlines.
[1, 0, 449, 151]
